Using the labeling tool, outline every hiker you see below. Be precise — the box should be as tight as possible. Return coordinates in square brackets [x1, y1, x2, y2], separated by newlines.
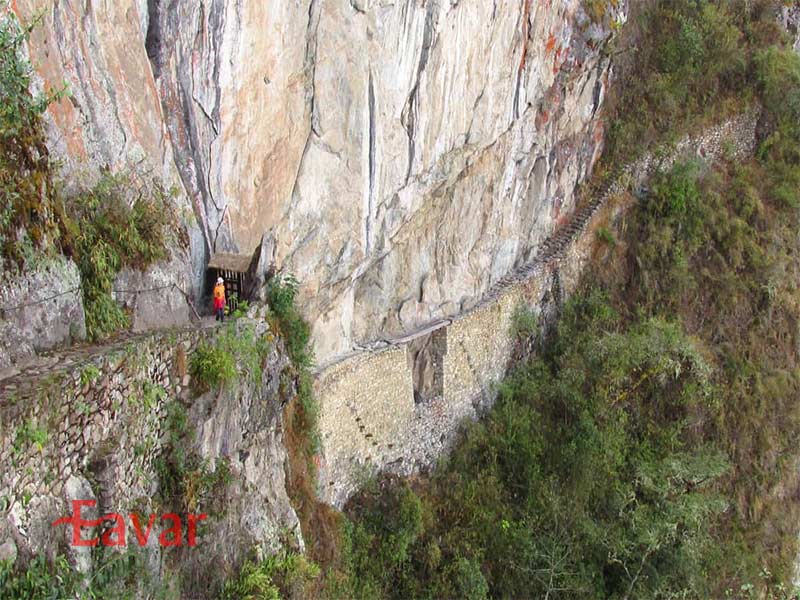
[213, 277, 226, 322]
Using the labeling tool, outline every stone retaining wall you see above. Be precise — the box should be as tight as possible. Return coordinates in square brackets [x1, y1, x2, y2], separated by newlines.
[0, 309, 302, 583]
[316, 346, 415, 502]
[0, 327, 205, 541]
[315, 110, 760, 508]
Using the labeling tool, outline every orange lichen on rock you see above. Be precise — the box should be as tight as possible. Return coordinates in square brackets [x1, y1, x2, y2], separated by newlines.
[545, 34, 557, 54]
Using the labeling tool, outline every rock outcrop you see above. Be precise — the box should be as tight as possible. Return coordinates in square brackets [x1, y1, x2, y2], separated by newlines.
[14, 0, 625, 363]
[0, 256, 85, 371]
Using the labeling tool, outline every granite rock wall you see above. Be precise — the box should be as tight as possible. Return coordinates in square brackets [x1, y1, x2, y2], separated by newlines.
[11, 0, 627, 364]
[315, 110, 759, 508]
[0, 256, 85, 372]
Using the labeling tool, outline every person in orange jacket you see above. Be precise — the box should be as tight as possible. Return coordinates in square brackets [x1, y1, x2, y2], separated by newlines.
[213, 277, 226, 322]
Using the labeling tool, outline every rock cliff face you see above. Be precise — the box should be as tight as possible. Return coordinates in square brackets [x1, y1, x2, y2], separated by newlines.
[15, 0, 624, 363]
[10, 0, 199, 346]
[0, 257, 85, 372]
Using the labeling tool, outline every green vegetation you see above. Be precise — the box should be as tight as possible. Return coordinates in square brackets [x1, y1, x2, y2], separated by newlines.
[266, 272, 320, 463]
[263, 272, 319, 465]
[595, 225, 616, 246]
[754, 45, 800, 209]
[190, 342, 237, 392]
[614, 162, 800, 591]
[267, 274, 313, 369]
[510, 305, 538, 340]
[12, 420, 48, 455]
[221, 552, 321, 600]
[61, 172, 179, 340]
[261, 273, 349, 593]
[79, 364, 102, 386]
[0, 7, 180, 340]
[582, 0, 623, 24]
[0, 2, 63, 267]
[0, 547, 167, 600]
[0, 556, 81, 600]
[189, 319, 271, 393]
[603, 0, 782, 166]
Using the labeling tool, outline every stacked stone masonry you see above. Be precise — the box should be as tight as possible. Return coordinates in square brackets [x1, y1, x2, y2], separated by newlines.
[315, 110, 759, 507]
[0, 312, 302, 570]
[0, 326, 206, 551]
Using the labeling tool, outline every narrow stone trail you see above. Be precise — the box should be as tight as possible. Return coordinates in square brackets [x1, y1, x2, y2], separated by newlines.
[0, 110, 758, 402]
[0, 173, 610, 403]
[0, 318, 218, 401]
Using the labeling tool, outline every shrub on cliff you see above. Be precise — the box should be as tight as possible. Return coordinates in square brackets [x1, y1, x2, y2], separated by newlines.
[222, 551, 320, 600]
[190, 342, 237, 392]
[264, 271, 320, 478]
[59, 171, 179, 340]
[0, 547, 160, 600]
[604, 0, 776, 164]
[754, 45, 800, 208]
[0, 5, 64, 267]
[189, 320, 271, 393]
[339, 478, 425, 599]
[266, 273, 313, 369]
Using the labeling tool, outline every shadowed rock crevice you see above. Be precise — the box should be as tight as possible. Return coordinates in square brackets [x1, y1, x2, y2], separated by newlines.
[402, 0, 440, 184]
[144, 0, 162, 75]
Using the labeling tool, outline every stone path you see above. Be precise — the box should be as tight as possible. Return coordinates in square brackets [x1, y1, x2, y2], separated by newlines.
[0, 110, 759, 401]
[0, 318, 218, 401]
[319, 108, 759, 371]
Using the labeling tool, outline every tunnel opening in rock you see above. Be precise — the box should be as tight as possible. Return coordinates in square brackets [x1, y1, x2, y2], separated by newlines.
[407, 327, 447, 404]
